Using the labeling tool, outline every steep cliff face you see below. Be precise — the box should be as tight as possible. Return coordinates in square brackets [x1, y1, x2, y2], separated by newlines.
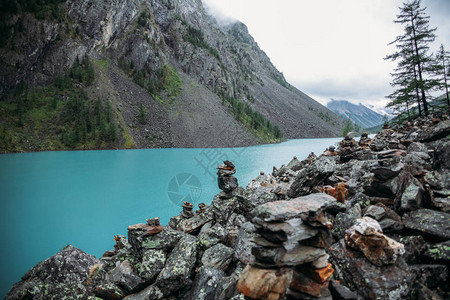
[0, 0, 345, 151]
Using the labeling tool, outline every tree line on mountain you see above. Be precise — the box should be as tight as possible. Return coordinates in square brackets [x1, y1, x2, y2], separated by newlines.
[385, 0, 449, 122]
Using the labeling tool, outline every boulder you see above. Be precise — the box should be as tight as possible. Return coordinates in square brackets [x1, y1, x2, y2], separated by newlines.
[329, 280, 358, 300]
[251, 193, 336, 223]
[407, 142, 428, 154]
[433, 140, 450, 170]
[237, 265, 293, 300]
[211, 195, 239, 224]
[6, 245, 99, 299]
[331, 203, 362, 240]
[395, 172, 425, 212]
[254, 245, 327, 268]
[364, 205, 386, 220]
[186, 266, 225, 300]
[330, 240, 415, 299]
[123, 284, 164, 300]
[139, 249, 166, 282]
[218, 175, 238, 193]
[399, 235, 429, 264]
[253, 217, 319, 245]
[288, 156, 337, 198]
[155, 235, 197, 296]
[403, 209, 450, 240]
[423, 240, 450, 263]
[234, 222, 256, 264]
[105, 259, 144, 293]
[345, 217, 405, 266]
[129, 225, 185, 253]
[201, 243, 234, 271]
[289, 270, 329, 298]
[417, 120, 450, 142]
[95, 283, 127, 299]
[197, 222, 227, 249]
[370, 161, 404, 181]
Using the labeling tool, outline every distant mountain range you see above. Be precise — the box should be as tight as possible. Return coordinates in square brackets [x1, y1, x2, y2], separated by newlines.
[327, 100, 385, 129]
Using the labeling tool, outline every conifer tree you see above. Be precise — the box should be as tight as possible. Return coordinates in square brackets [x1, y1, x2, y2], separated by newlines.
[435, 44, 450, 106]
[385, 0, 437, 117]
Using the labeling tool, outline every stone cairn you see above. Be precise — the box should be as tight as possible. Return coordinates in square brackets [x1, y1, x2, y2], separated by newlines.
[358, 132, 372, 148]
[181, 201, 194, 218]
[237, 193, 337, 299]
[217, 160, 238, 199]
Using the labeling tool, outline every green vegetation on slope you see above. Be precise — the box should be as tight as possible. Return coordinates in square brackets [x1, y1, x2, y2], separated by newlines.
[119, 60, 182, 105]
[0, 57, 122, 152]
[217, 91, 283, 143]
[175, 15, 221, 62]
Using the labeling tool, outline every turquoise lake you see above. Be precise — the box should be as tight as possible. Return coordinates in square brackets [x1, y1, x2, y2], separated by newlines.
[0, 137, 341, 297]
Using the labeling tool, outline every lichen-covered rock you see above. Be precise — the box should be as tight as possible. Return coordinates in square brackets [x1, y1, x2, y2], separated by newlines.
[403, 209, 450, 240]
[417, 120, 450, 142]
[234, 222, 257, 264]
[105, 259, 144, 293]
[186, 266, 225, 300]
[288, 157, 337, 197]
[155, 235, 197, 296]
[6, 245, 98, 300]
[197, 222, 227, 249]
[331, 203, 361, 239]
[330, 240, 415, 299]
[423, 240, 450, 263]
[139, 249, 166, 282]
[211, 195, 239, 225]
[201, 243, 234, 271]
[129, 225, 185, 253]
[237, 265, 293, 300]
[95, 282, 127, 299]
[364, 205, 386, 220]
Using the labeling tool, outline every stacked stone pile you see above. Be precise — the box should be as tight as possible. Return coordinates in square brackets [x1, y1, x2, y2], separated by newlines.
[237, 193, 337, 299]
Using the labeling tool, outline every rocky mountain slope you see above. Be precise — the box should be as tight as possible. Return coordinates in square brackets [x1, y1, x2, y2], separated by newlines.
[6, 112, 450, 299]
[327, 99, 384, 129]
[0, 0, 345, 152]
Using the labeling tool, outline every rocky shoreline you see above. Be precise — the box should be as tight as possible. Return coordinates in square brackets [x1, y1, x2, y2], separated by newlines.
[6, 113, 450, 300]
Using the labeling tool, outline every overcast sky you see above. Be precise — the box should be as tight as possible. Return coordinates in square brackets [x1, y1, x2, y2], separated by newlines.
[202, 0, 450, 113]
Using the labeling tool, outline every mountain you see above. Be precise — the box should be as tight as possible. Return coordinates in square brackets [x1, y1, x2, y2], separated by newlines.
[0, 0, 345, 152]
[327, 100, 385, 129]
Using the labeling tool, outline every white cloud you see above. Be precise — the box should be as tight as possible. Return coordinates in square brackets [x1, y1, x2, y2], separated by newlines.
[202, 0, 450, 110]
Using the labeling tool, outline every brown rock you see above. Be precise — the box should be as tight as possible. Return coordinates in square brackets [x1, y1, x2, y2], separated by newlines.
[127, 223, 164, 236]
[143, 225, 164, 236]
[102, 250, 115, 258]
[345, 218, 405, 266]
[304, 263, 335, 283]
[237, 265, 293, 300]
[146, 217, 160, 226]
[289, 270, 330, 298]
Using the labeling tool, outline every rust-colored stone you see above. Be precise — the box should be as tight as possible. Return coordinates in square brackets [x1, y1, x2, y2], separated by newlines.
[289, 270, 329, 298]
[237, 265, 293, 300]
[101, 250, 115, 258]
[127, 223, 164, 236]
[322, 182, 348, 204]
[305, 263, 334, 283]
[143, 225, 164, 236]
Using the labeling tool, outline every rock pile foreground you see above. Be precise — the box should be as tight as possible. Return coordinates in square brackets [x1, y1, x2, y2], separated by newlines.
[6, 113, 450, 299]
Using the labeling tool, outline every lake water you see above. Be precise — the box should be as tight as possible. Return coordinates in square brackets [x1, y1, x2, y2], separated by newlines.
[0, 137, 341, 297]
